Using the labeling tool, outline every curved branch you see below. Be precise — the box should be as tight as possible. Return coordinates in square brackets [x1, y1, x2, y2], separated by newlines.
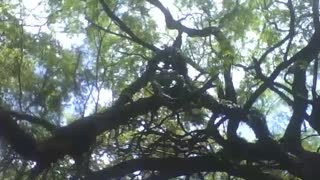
[98, 0, 159, 52]
[147, 0, 220, 37]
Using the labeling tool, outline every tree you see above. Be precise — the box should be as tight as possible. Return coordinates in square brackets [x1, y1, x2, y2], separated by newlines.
[0, 0, 320, 179]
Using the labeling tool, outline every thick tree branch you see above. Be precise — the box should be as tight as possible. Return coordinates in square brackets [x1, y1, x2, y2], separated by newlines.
[87, 156, 280, 180]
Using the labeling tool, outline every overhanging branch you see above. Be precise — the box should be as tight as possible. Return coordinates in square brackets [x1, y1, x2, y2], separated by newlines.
[86, 156, 281, 180]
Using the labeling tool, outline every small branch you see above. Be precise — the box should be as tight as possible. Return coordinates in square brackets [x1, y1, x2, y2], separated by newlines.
[86, 17, 133, 40]
[312, 56, 319, 98]
[98, 0, 159, 52]
[147, 0, 220, 37]
[284, 0, 295, 61]
[18, 1, 24, 111]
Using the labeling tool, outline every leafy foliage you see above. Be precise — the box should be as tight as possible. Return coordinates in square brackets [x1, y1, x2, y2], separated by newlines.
[0, 0, 320, 179]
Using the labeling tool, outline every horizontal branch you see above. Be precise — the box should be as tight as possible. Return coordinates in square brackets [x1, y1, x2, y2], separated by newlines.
[87, 156, 280, 180]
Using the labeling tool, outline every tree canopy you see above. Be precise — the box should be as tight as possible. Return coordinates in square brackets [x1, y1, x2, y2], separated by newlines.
[0, 0, 320, 179]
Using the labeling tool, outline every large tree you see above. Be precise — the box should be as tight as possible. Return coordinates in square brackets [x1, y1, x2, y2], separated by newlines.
[0, 0, 320, 179]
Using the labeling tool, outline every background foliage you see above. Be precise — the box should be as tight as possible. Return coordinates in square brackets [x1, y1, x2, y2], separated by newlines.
[0, 0, 320, 179]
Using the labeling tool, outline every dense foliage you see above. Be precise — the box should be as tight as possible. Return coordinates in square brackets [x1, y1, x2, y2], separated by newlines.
[0, 0, 320, 179]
